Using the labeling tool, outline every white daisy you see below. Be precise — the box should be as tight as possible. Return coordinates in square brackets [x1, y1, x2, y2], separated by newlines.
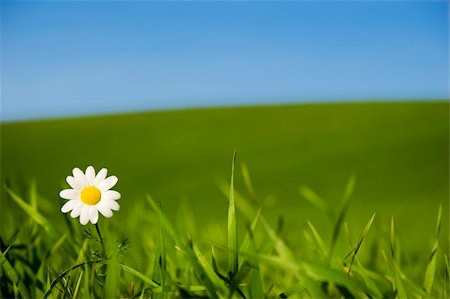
[60, 166, 120, 225]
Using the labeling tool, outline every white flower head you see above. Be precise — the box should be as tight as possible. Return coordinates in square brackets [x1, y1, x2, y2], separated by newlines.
[60, 166, 120, 225]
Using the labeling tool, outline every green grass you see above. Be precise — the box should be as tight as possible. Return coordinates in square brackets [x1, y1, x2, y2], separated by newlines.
[0, 101, 449, 297]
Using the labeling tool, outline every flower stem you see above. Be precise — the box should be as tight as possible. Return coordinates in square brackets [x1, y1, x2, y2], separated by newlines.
[95, 223, 106, 257]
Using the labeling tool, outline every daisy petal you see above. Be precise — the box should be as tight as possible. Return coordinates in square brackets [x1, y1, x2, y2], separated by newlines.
[89, 207, 99, 224]
[73, 168, 87, 185]
[107, 200, 120, 211]
[85, 166, 96, 185]
[70, 202, 83, 218]
[102, 190, 121, 201]
[93, 168, 107, 185]
[79, 206, 90, 225]
[66, 176, 82, 189]
[61, 200, 78, 213]
[98, 176, 118, 191]
[59, 189, 79, 200]
[98, 201, 113, 218]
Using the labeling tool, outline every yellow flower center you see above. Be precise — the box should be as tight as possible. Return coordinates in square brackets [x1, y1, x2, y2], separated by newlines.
[80, 186, 101, 205]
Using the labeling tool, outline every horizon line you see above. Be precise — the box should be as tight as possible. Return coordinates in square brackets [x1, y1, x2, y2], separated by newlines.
[1, 98, 448, 124]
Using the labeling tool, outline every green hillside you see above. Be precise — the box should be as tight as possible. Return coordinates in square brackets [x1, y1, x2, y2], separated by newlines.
[1, 101, 448, 248]
[1, 101, 449, 298]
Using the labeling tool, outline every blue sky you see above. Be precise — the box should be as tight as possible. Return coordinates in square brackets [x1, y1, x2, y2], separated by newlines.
[1, 1, 448, 121]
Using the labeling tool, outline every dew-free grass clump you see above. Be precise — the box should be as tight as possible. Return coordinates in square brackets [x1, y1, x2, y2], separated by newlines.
[1, 153, 448, 298]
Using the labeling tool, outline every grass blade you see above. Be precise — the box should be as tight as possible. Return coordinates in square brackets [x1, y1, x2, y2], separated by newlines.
[306, 220, 328, 258]
[83, 262, 90, 299]
[301, 262, 363, 296]
[5, 185, 51, 232]
[121, 264, 160, 287]
[350, 263, 383, 298]
[329, 176, 355, 261]
[211, 246, 228, 283]
[146, 195, 219, 298]
[389, 218, 407, 299]
[153, 202, 167, 299]
[250, 265, 265, 299]
[423, 205, 442, 293]
[0, 248, 31, 298]
[261, 217, 296, 262]
[444, 254, 449, 299]
[104, 251, 120, 298]
[347, 213, 376, 275]
[5, 185, 77, 257]
[435, 204, 442, 236]
[240, 250, 362, 297]
[423, 250, 437, 294]
[239, 208, 261, 267]
[392, 262, 408, 299]
[390, 217, 395, 258]
[241, 162, 256, 200]
[299, 186, 333, 220]
[245, 216, 265, 299]
[192, 243, 227, 294]
[72, 271, 83, 299]
[43, 259, 107, 298]
[279, 282, 304, 298]
[218, 181, 257, 221]
[228, 150, 238, 275]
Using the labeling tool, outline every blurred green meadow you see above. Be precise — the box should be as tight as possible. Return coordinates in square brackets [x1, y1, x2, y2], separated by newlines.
[1, 101, 449, 298]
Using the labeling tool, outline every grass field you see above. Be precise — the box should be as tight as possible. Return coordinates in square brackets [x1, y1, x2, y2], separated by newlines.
[1, 101, 449, 298]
